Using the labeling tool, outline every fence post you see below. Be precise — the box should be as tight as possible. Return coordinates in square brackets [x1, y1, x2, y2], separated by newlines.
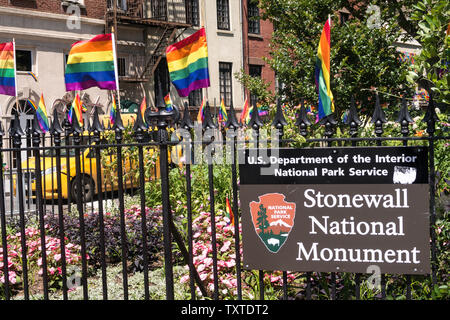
[71, 112, 89, 300]
[345, 96, 362, 299]
[0, 122, 10, 300]
[180, 102, 196, 299]
[225, 102, 242, 300]
[396, 96, 414, 299]
[90, 106, 108, 300]
[49, 109, 69, 300]
[10, 117, 29, 299]
[32, 112, 49, 300]
[133, 105, 150, 300]
[150, 101, 175, 300]
[423, 95, 438, 286]
[112, 108, 129, 300]
[248, 102, 264, 299]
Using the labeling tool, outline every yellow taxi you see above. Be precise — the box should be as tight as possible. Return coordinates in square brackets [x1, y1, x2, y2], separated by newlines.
[19, 114, 183, 202]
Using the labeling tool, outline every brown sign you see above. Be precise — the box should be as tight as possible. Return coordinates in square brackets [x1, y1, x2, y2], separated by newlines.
[239, 147, 430, 275]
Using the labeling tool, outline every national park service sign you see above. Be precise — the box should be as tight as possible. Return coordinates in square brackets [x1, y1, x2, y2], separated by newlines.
[239, 146, 430, 275]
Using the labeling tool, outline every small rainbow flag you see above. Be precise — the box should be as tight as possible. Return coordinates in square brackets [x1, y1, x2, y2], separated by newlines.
[225, 197, 234, 226]
[27, 95, 49, 133]
[164, 93, 173, 111]
[218, 98, 228, 123]
[27, 71, 38, 82]
[68, 93, 83, 127]
[139, 97, 147, 126]
[0, 42, 16, 97]
[239, 97, 250, 125]
[315, 18, 335, 120]
[65, 33, 118, 92]
[197, 96, 206, 123]
[166, 28, 210, 97]
[110, 94, 117, 125]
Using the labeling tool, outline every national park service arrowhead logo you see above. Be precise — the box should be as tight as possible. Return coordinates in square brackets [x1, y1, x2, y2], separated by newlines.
[249, 193, 296, 253]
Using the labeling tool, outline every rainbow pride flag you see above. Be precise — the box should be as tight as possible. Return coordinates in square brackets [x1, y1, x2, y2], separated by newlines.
[164, 93, 173, 111]
[27, 95, 49, 133]
[0, 42, 16, 97]
[225, 197, 234, 226]
[218, 98, 228, 123]
[197, 96, 206, 123]
[139, 97, 146, 124]
[65, 34, 118, 92]
[239, 97, 250, 124]
[68, 93, 83, 127]
[27, 71, 38, 82]
[166, 28, 210, 97]
[315, 19, 335, 120]
[110, 93, 117, 125]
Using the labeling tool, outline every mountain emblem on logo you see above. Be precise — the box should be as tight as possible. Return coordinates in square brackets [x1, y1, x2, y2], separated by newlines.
[249, 193, 296, 253]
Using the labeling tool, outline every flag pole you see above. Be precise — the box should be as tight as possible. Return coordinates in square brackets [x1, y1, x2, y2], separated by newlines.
[12, 39, 19, 116]
[200, 0, 209, 103]
[111, 31, 121, 115]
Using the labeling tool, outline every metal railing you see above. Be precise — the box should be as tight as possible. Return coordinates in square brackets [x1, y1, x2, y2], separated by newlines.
[0, 95, 448, 300]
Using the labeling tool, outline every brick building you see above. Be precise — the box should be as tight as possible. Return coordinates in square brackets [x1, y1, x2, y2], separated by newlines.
[242, 0, 276, 108]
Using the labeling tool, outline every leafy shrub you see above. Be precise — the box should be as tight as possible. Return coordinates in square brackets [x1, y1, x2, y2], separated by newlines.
[44, 205, 164, 273]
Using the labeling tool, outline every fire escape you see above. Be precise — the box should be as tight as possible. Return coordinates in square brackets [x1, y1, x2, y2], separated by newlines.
[105, 0, 192, 82]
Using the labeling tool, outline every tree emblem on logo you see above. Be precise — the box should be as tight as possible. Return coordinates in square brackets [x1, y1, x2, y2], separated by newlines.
[250, 193, 296, 253]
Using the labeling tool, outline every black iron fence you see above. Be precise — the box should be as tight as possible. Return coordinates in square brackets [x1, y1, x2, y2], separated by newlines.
[0, 95, 448, 300]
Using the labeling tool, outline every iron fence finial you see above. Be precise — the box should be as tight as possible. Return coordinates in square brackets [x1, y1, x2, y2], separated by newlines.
[180, 101, 194, 130]
[248, 101, 263, 130]
[202, 101, 217, 130]
[295, 100, 311, 137]
[272, 98, 287, 129]
[50, 108, 63, 135]
[225, 101, 240, 130]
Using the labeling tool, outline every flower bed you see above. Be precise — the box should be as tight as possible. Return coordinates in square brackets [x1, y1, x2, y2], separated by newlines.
[0, 226, 83, 295]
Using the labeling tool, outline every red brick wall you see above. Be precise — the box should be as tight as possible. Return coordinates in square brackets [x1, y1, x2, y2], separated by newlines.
[242, 1, 276, 99]
[0, 0, 106, 19]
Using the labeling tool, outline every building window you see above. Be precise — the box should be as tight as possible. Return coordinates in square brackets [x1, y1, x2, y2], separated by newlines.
[249, 65, 262, 107]
[217, 0, 230, 30]
[117, 57, 126, 77]
[248, 1, 260, 34]
[188, 88, 203, 107]
[151, 0, 167, 21]
[16, 50, 32, 72]
[186, 0, 200, 26]
[219, 62, 232, 106]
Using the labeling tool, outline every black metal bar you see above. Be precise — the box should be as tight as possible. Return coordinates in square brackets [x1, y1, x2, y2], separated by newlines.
[50, 112, 68, 300]
[32, 119, 49, 300]
[230, 128, 242, 300]
[283, 271, 288, 300]
[160, 133, 174, 299]
[259, 270, 264, 300]
[134, 114, 150, 300]
[305, 272, 311, 300]
[11, 118, 29, 300]
[73, 121, 89, 300]
[424, 100, 438, 286]
[115, 129, 129, 300]
[0, 128, 10, 300]
[63, 118, 72, 211]
[208, 162, 219, 300]
[91, 107, 108, 300]
[185, 161, 196, 299]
